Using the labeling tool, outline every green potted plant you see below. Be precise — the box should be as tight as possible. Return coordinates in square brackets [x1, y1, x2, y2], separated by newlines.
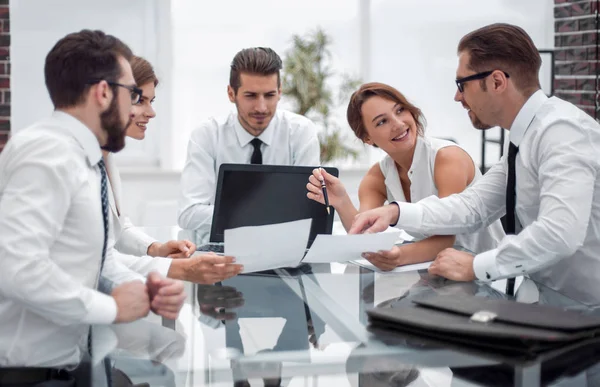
[282, 28, 361, 164]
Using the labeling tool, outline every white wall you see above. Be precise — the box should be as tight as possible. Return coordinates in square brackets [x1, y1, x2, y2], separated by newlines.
[11, 0, 172, 167]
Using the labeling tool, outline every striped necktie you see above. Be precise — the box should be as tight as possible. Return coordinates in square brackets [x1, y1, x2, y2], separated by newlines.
[89, 159, 112, 387]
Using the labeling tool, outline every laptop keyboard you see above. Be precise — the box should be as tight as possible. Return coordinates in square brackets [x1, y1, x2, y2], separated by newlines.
[196, 243, 225, 254]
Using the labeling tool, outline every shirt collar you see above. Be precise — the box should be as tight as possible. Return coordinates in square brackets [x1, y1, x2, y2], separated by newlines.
[232, 110, 278, 147]
[508, 89, 547, 147]
[51, 110, 103, 167]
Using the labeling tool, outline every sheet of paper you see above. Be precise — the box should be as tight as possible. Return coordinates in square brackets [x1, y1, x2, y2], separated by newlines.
[303, 232, 402, 263]
[224, 219, 311, 273]
[350, 259, 432, 273]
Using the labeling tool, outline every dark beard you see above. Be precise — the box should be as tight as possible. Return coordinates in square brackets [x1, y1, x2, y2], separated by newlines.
[472, 117, 493, 130]
[469, 110, 493, 130]
[100, 96, 130, 152]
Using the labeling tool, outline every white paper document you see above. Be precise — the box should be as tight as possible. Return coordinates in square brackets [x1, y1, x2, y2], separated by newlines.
[351, 259, 432, 273]
[224, 219, 311, 273]
[303, 232, 402, 263]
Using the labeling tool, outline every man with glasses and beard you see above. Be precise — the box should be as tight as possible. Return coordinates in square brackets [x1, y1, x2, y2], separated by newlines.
[349, 23, 600, 313]
[0, 30, 185, 386]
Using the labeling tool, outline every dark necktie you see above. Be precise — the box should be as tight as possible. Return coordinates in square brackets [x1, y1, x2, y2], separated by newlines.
[505, 142, 519, 296]
[505, 142, 519, 234]
[250, 138, 263, 165]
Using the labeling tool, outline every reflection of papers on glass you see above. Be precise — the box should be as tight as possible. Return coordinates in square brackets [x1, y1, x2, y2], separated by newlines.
[224, 219, 311, 273]
[351, 259, 432, 273]
[303, 232, 402, 263]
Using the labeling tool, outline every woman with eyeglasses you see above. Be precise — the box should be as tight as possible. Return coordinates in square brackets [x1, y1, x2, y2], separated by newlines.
[102, 56, 243, 284]
[307, 82, 505, 271]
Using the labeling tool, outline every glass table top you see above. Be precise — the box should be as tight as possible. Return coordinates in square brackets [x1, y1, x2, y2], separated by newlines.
[100, 227, 600, 387]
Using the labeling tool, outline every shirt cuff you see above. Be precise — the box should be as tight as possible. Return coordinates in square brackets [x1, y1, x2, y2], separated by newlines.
[396, 202, 423, 229]
[153, 257, 173, 278]
[141, 238, 158, 256]
[84, 291, 118, 324]
[473, 248, 500, 281]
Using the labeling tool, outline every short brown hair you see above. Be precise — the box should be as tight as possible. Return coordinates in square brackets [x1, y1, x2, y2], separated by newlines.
[229, 47, 282, 94]
[44, 29, 133, 109]
[347, 82, 426, 144]
[131, 56, 159, 87]
[458, 23, 541, 94]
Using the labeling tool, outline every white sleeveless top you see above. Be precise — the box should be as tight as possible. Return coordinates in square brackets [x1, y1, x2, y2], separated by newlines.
[379, 136, 505, 254]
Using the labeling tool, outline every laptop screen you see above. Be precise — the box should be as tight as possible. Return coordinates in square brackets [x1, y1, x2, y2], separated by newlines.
[210, 164, 338, 247]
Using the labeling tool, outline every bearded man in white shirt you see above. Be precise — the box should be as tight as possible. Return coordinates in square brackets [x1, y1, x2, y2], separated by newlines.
[350, 23, 600, 308]
[0, 30, 186, 381]
[177, 47, 321, 241]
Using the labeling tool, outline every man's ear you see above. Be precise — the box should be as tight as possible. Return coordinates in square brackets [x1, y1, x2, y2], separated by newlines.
[91, 81, 112, 111]
[491, 71, 508, 93]
[227, 85, 235, 103]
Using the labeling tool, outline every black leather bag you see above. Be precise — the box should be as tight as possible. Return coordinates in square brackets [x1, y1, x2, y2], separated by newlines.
[367, 294, 600, 357]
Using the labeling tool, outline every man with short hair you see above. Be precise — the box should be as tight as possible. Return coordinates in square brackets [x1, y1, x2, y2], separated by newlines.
[0, 30, 185, 384]
[350, 23, 600, 308]
[178, 47, 321, 387]
[178, 47, 320, 241]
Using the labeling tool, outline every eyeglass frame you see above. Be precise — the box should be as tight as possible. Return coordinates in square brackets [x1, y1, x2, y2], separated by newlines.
[86, 79, 143, 104]
[455, 70, 510, 93]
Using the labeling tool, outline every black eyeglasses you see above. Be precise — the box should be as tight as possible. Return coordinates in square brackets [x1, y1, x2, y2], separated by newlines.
[455, 70, 510, 93]
[87, 79, 143, 104]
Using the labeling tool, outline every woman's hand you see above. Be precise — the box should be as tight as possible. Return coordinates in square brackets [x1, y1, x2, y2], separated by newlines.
[148, 240, 196, 258]
[361, 245, 407, 271]
[306, 168, 348, 208]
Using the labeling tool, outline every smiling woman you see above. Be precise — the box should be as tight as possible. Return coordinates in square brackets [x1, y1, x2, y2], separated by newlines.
[100, 55, 243, 284]
[127, 56, 159, 140]
[102, 56, 197, 262]
[306, 82, 506, 270]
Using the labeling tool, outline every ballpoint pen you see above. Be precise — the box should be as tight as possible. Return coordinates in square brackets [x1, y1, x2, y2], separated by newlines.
[319, 167, 331, 215]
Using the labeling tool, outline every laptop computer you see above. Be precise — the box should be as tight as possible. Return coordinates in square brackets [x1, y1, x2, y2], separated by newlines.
[197, 163, 339, 254]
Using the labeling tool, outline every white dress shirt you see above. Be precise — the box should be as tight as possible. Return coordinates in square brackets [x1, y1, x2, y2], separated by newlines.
[379, 136, 505, 253]
[105, 153, 172, 277]
[178, 109, 320, 241]
[0, 111, 143, 367]
[395, 90, 600, 306]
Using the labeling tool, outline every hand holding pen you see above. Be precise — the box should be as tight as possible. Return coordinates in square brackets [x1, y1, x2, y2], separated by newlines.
[306, 167, 347, 213]
[319, 167, 331, 215]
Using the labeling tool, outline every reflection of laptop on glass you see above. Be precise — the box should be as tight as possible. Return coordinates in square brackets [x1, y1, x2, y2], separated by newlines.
[197, 164, 339, 254]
